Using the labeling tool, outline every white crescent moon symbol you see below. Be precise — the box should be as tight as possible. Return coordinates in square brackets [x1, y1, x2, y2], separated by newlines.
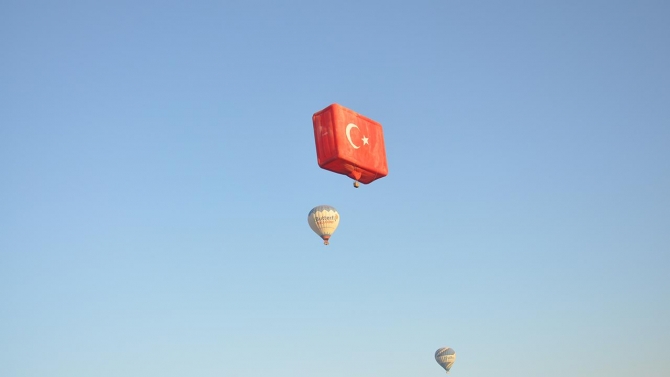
[346, 123, 360, 149]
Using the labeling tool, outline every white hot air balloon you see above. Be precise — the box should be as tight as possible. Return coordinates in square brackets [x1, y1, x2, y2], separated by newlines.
[435, 347, 456, 374]
[307, 205, 340, 245]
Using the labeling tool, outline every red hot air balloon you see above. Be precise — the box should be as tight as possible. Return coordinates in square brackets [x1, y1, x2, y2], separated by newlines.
[312, 104, 388, 188]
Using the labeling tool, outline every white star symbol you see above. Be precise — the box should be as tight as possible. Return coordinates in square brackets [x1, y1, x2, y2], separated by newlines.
[362, 136, 369, 145]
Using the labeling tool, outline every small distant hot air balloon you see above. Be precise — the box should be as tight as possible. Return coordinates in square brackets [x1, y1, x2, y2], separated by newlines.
[435, 347, 456, 374]
[307, 205, 340, 245]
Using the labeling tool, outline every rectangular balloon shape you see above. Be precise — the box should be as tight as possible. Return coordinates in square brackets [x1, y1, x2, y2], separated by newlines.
[312, 103, 388, 184]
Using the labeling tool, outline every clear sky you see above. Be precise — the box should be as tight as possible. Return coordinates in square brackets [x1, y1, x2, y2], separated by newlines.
[1, 1, 669, 376]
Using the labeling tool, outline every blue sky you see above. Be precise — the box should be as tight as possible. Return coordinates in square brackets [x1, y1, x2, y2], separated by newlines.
[1, 1, 669, 376]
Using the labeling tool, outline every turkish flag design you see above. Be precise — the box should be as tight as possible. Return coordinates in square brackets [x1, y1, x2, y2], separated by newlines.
[312, 104, 388, 185]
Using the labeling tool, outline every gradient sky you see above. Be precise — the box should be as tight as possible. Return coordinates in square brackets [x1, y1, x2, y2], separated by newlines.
[2, 1, 669, 376]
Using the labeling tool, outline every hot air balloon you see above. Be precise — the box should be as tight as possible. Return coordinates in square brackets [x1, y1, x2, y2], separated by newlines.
[312, 104, 388, 188]
[435, 347, 456, 374]
[307, 205, 340, 245]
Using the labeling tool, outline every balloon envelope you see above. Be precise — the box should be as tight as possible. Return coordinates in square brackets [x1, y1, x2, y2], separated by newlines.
[435, 347, 456, 374]
[312, 104, 388, 187]
[308, 205, 340, 245]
